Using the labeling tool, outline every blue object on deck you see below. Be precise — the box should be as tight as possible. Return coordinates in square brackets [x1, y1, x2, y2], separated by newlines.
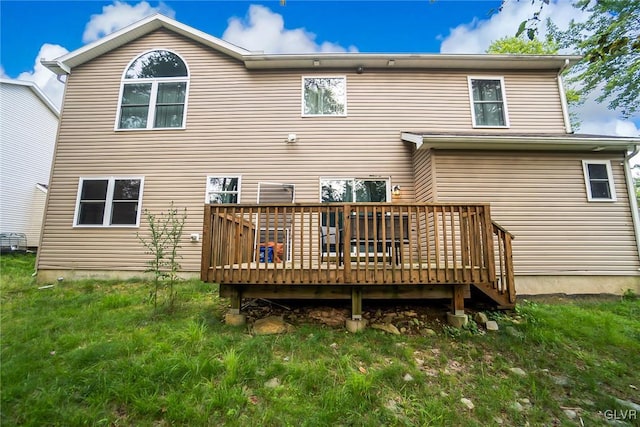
[259, 246, 274, 263]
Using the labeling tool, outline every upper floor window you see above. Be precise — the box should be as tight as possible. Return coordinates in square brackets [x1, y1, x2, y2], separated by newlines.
[582, 160, 616, 202]
[74, 177, 144, 227]
[468, 77, 509, 128]
[206, 176, 241, 203]
[117, 50, 189, 130]
[302, 76, 347, 116]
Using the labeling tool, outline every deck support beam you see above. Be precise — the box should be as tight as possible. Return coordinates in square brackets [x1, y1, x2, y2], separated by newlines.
[447, 285, 468, 327]
[351, 287, 362, 320]
[225, 287, 246, 326]
[452, 285, 465, 315]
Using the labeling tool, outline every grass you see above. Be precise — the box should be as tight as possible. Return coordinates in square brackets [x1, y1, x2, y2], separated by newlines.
[2, 253, 639, 426]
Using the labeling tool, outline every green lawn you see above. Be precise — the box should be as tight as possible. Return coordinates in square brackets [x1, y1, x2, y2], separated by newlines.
[1, 253, 639, 426]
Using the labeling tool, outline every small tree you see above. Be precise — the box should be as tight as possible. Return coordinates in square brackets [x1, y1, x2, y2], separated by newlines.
[137, 202, 187, 311]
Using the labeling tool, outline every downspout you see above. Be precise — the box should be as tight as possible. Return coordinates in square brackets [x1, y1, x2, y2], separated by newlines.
[624, 145, 640, 265]
[557, 58, 572, 133]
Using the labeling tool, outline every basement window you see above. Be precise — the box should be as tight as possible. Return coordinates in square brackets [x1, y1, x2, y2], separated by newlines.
[74, 177, 144, 226]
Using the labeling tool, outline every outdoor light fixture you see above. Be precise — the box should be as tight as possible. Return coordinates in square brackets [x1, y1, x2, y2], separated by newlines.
[387, 59, 395, 67]
[356, 66, 364, 74]
[313, 59, 320, 67]
[392, 185, 401, 197]
[286, 133, 297, 143]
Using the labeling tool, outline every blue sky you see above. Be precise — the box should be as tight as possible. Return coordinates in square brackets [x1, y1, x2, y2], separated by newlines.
[1, 0, 638, 136]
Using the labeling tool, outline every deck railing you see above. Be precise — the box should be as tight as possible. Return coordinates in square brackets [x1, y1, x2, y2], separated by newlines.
[492, 221, 516, 304]
[201, 203, 513, 294]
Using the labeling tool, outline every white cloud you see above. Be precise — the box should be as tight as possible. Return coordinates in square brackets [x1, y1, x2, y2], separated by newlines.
[13, 1, 175, 108]
[439, 0, 583, 54]
[82, 0, 175, 43]
[439, 0, 639, 138]
[222, 5, 357, 53]
[17, 43, 69, 108]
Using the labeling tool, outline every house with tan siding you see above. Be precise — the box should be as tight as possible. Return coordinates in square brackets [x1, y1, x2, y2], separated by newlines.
[38, 15, 640, 322]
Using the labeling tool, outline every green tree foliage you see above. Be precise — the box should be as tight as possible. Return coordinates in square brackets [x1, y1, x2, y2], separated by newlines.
[486, 35, 558, 54]
[518, 0, 640, 119]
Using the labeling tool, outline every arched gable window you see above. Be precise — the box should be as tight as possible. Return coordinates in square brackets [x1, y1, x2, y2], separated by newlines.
[117, 50, 189, 130]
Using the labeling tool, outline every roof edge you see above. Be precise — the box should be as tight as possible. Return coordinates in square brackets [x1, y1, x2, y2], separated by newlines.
[0, 78, 60, 117]
[43, 14, 251, 75]
[401, 132, 639, 153]
[42, 14, 583, 75]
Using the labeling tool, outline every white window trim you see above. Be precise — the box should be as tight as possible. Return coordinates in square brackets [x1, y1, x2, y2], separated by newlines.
[467, 76, 510, 129]
[114, 49, 190, 131]
[73, 176, 145, 227]
[582, 160, 617, 202]
[257, 182, 296, 203]
[301, 76, 348, 117]
[205, 175, 242, 204]
[319, 177, 391, 202]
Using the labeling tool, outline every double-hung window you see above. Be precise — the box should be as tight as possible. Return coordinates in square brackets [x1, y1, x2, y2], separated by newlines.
[206, 176, 241, 204]
[302, 76, 347, 116]
[468, 76, 509, 127]
[582, 160, 616, 201]
[117, 50, 189, 130]
[74, 177, 144, 226]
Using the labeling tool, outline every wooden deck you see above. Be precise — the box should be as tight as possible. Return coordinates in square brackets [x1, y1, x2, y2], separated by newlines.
[201, 203, 516, 314]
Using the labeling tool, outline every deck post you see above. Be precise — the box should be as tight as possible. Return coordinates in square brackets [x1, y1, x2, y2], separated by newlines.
[225, 286, 246, 326]
[345, 286, 367, 333]
[351, 287, 362, 320]
[447, 285, 468, 327]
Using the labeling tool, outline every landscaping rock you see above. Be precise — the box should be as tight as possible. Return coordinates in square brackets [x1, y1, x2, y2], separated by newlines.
[509, 367, 527, 377]
[252, 316, 293, 335]
[403, 373, 414, 382]
[550, 375, 570, 386]
[613, 397, 640, 411]
[371, 323, 401, 335]
[474, 312, 489, 325]
[308, 307, 349, 327]
[563, 409, 577, 419]
[460, 398, 474, 410]
[485, 320, 499, 331]
[422, 328, 437, 336]
[510, 401, 525, 412]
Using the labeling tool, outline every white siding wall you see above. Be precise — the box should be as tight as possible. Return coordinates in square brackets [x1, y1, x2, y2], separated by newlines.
[0, 83, 58, 247]
[38, 29, 578, 275]
[432, 151, 640, 276]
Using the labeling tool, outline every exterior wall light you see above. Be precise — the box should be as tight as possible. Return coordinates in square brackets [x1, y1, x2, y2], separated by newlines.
[392, 185, 401, 197]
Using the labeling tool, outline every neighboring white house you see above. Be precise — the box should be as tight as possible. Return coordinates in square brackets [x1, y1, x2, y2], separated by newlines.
[0, 79, 59, 249]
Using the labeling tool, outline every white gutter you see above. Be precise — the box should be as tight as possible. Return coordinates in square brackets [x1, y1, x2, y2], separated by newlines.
[557, 59, 572, 134]
[624, 145, 640, 263]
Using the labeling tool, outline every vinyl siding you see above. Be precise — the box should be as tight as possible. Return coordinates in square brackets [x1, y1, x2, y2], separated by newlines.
[431, 151, 639, 276]
[413, 148, 434, 202]
[39, 29, 576, 274]
[0, 83, 58, 247]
